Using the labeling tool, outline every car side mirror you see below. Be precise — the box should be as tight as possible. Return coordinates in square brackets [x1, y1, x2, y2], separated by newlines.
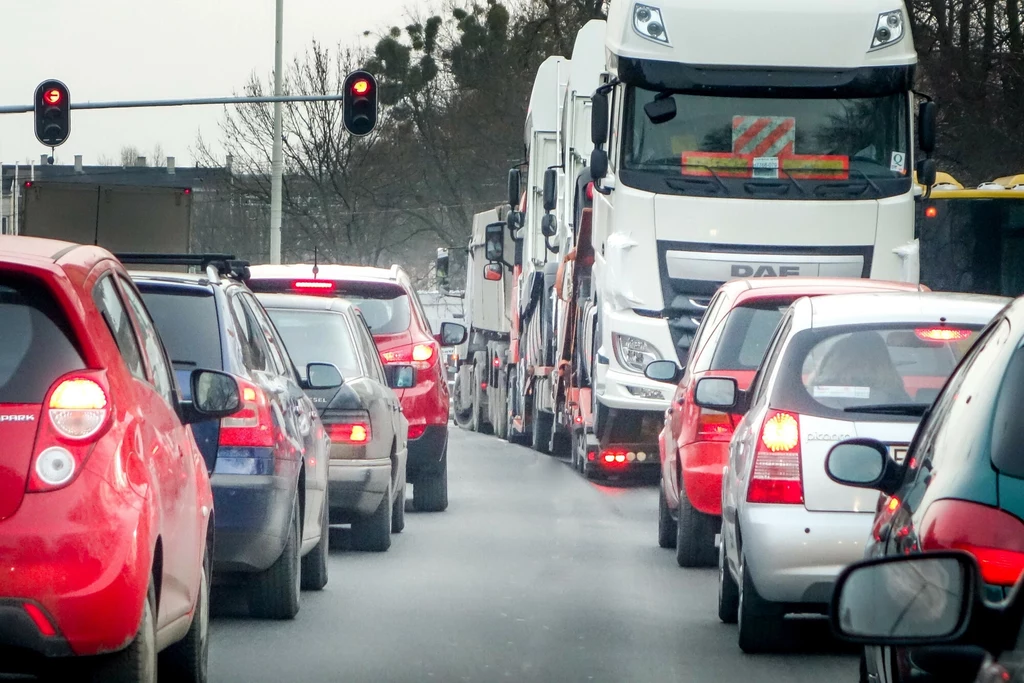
[306, 362, 343, 390]
[543, 168, 558, 212]
[919, 101, 937, 154]
[831, 552, 976, 645]
[693, 377, 741, 412]
[826, 439, 904, 496]
[439, 321, 468, 346]
[387, 364, 416, 389]
[485, 222, 505, 262]
[644, 360, 681, 385]
[591, 90, 608, 145]
[590, 148, 608, 182]
[185, 369, 242, 424]
[508, 168, 521, 209]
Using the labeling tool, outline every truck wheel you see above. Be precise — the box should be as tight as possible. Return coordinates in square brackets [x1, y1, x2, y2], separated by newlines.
[493, 374, 509, 440]
[248, 495, 301, 620]
[530, 396, 553, 455]
[676, 490, 720, 568]
[506, 373, 527, 445]
[472, 361, 492, 435]
[413, 447, 449, 512]
[351, 482, 393, 552]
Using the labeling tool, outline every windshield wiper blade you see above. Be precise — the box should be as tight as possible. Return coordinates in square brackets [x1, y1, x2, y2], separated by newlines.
[778, 167, 808, 196]
[842, 403, 927, 416]
[675, 164, 731, 196]
[848, 166, 883, 197]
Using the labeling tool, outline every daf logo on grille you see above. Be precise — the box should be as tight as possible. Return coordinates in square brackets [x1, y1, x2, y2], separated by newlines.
[0, 414, 35, 423]
[730, 265, 802, 277]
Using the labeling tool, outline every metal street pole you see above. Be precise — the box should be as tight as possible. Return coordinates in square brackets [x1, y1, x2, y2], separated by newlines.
[269, 0, 284, 265]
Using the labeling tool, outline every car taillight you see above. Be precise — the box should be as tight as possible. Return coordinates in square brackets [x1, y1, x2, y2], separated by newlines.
[696, 409, 735, 442]
[49, 377, 109, 441]
[382, 342, 439, 370]
[747, 410, 803, 505]
[920, 499, 1024, 586]
[292, 280, 335, 292]
[327, 422, 371, 444]
[219, 381, 274, 447]
[407, 424, 426, 440]
[915, 328, 972, 342]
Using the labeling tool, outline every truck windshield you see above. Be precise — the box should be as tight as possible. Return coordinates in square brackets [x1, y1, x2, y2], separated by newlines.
[622, 87, 911, 200]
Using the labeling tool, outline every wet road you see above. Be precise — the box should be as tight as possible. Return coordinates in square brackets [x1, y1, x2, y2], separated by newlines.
[209, 428, 857, 683]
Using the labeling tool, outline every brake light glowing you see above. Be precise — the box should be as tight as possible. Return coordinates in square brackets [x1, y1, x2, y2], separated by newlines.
[921, 499, 1024, 586]
[219, 380, 274, 448]
[492, 357, 501, 368]
[327, 422, 371, 444]
[412, 344, 435, 362]
[293, 280, 335, 291]
[48, 378, 109, 440]
[747, 410, 803, 505]
[407, 424, 427, 440]
[696, 409, 734, 442]
[602, 449, 627, 464]
[915, 328, 972, 342]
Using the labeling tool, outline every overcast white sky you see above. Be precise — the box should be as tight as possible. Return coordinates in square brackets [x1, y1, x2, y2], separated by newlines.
[0, 0, 429, 168]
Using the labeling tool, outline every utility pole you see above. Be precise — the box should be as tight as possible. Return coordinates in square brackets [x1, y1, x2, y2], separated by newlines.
[269, 0, 284, 265]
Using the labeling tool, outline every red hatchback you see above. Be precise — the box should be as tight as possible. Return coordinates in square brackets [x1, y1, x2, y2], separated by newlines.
[0, 237, 240, 681]
[246, 264, 466, 513]
[643, 277, 926, 568]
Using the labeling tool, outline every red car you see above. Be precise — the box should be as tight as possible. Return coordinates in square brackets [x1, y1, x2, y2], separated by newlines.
[0, 237, 240, 681]
[246, 264, 466, 512]
[644, 277, 926, 568]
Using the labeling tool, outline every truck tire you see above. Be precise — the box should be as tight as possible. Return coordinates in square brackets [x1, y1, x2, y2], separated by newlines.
[248, 496, 301, 620]
[472, 359, 492, 435]
[530, 395, 553, 455]
[493, 371, 509, 440]
[506, 373, 527, 445]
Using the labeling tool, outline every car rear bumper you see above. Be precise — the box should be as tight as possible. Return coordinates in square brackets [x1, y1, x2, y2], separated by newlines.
[327, 457, 391, 519]
[211, 470, 298, 574]
[407, 424, 447, 482]
[0, 470, 150, 659]
[739, 504, 874, 605]
[681, 441, 729, 515]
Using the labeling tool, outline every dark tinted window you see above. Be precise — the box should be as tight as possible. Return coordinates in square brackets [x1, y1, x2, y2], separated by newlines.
[265, 308, 363, 380]
[229, 294, 273, 373]
[119, 278, 176, 405]
[710, 300, 792, 371]
[991, 344, 1024, 478]
[94, 276, 146, 381]
[0, 275, 85, 403]
[139, 288, 223, 372]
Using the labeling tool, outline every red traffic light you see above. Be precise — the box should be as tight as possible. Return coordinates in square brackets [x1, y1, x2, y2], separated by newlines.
[43, 88, 63, 105]
[351, 79, 371, 96]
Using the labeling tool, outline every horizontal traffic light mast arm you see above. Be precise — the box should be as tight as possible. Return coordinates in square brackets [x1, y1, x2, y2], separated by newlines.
[0, 93, 348, 115]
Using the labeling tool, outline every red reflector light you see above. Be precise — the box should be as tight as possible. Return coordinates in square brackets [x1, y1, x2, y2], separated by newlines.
[747, 410, 803, 505]
[44, 88, 63, 105]
[23, 603, 56, 637]
[925, 206, 938, 219]
[293, 280, 335, 291]
[492, 357, 501, 368]
[480, 382, 488, 389]
[921, 499, 1024, 586]
[407, 424, 427, 440]
[915, 328, 973, 342]
[327, 422, 371, 444]
[586, 182, 594, 201]
[575, 415, 583, 424]
[696, 409, 735, 442]
[24, 181, 33, 188]
[587, 452, 595, 461]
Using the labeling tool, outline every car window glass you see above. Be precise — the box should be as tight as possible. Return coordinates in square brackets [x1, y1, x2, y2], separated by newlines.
[118, 277, 176, 406]
[356, 314, 387, 384]
[93, 275, 146, 382]
[752, 312, 792, 406]
[984, 331, 1024, 478]
[0, 274, 86, 403]
[137, 287, 223, 374]
[265, 308, 363, 380]
[710, 300, 793, 371]
[229, 294, 272, 374]
[409, 288, 433, 335]
[686, 292, 723, 371]
[242, 294, 291, 377]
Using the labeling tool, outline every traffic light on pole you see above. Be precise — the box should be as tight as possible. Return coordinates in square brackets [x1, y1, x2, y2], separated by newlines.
[34, 80, 71, 147]
[343, 70, 378, 137]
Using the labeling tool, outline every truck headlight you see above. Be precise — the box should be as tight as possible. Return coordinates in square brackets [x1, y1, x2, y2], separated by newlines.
[633, 3, 669, 45]
[870, 10, 905, 50]
[613, 333, 662, 374]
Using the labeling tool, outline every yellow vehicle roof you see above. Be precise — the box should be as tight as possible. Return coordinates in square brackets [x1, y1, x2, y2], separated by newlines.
[920, 171, 1024, 199]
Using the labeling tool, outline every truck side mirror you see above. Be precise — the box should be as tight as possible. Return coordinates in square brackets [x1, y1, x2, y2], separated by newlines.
[485, 222, 505, 262]
[916, 158, 937, 189]
[918, 101, 937, 154]
[591, 91, 609, 145]
[541, 214, 557, 238]
[508, 168, 521, 209]
[590, 148, 608, 181]
[435, 247, 450, 288]
[543, 168, 558, 212]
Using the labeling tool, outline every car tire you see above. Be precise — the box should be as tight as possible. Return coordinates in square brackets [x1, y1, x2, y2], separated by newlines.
[530, 395, 553, 455]
[413, 448, 449, 512]
[392, 481, 406, 533]
[676, 488, 720, 568]
[300, 495, 329, 591]
[717, 539, 739, 624]
[85, 579, 157, 683]
[352, 482, 393, 552]
[249, 495, 301, 620]
[159, 549, 210, 683]
[737, 554, 786, 653]
[658, 488, 677, 549]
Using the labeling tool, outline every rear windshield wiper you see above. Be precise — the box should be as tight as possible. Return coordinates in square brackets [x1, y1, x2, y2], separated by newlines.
[842, 403, 928, 416]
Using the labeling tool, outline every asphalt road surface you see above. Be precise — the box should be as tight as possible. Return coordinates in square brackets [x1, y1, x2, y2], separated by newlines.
[209, 428, 857, 683]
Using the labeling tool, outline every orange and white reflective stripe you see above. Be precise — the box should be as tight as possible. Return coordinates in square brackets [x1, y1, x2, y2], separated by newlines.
[732, 116, 795, 157]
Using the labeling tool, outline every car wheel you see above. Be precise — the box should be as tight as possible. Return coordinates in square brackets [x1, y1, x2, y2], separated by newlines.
[300, 495, 329, 590]
[249, 495, 301, 620]
[391, 479, 406, 533]
[717, 538, 739, 624]
[159, 548, 210, 683]
[84, 579, 157, 683]
[413, 446, 449, 512]
[352, 481, 393, 552]
[658, 487, 677, 549]
[676, 488, 720, 568]
[737, 553, 786, 653]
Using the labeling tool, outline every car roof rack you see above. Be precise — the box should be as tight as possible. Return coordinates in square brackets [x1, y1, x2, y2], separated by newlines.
[115, 253, 251, 284]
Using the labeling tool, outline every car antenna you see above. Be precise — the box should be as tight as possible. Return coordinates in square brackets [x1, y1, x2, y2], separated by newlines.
[312, 246, 319, 279]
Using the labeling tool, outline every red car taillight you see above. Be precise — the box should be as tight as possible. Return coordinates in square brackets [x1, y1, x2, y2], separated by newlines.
[219, 381, 274, 447]
[327, 421, 372, 444]
[746, 410, 803, 505]
[696, 409, 736, 442]
[382, 342, 439, 371]
[48, 377, 109, 441]
[920, 499, 1024, 586]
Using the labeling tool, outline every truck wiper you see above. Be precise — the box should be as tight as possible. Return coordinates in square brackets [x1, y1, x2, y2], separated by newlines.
[848, 166, 883, 197]
[672, 164, 731, 196]
[778, 167, 808, 196]
[842, 403, 928, 416]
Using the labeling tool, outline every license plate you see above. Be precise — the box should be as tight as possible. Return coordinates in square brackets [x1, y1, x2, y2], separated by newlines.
[890, 445, 909, 464]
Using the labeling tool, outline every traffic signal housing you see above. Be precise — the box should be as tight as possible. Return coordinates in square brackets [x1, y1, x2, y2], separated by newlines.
[34, 80, 71, 147]
[343, 71, 378, 137]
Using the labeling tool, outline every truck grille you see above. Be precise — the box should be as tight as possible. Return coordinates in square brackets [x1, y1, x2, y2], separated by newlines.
[665, 294, 712, 363]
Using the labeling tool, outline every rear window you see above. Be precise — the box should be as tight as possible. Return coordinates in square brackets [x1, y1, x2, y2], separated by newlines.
[246, 278, 411, 335]
[137, 288, 223, 372]
[773, 323, 981, 420]
[0, 275, 85, 403]
[709, 300, 793, 371]
[263, 308, 363, 380]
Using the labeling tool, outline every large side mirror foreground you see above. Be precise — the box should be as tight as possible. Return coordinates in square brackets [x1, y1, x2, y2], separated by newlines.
[644, 360, 681, 385]
[439, 321, 468, 346]
[186, 369, 242, 424]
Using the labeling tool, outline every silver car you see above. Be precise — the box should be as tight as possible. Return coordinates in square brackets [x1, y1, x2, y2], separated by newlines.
[692, 291, 1007, 653]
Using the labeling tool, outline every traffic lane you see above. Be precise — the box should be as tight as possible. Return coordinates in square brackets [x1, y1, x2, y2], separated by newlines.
[209, 428, 857, 683]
